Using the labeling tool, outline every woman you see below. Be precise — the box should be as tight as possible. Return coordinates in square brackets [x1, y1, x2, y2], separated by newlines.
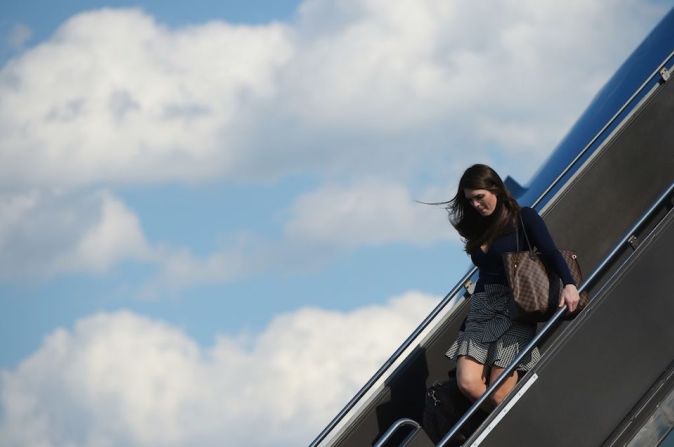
[445, 164, 580, 411]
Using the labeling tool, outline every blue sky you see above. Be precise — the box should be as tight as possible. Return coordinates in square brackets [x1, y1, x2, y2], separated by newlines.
[1, 1, 672, 446]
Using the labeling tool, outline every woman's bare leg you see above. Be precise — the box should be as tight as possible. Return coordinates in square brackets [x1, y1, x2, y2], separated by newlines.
[486, 366, 519, 410]
[456, 356, 488, 402]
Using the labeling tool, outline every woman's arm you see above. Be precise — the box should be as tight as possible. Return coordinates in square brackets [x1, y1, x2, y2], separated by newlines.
[520, 207, 574, 284]
[520, 207, 580, 312]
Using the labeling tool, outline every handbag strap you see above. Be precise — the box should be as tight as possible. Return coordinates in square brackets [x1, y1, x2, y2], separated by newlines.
[518, 211, 535, 254]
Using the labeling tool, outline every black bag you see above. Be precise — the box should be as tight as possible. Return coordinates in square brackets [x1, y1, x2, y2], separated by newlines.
[422, 370, 487, 445]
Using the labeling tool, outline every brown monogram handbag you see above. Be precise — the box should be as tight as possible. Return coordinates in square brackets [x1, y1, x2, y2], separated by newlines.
[503, 214, 589, 322]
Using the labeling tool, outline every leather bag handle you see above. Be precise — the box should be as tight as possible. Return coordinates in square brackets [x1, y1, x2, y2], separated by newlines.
[517, 212, 535, 256]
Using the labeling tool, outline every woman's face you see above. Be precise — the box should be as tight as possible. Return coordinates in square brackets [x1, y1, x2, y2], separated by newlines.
[464, 188, 498, 217]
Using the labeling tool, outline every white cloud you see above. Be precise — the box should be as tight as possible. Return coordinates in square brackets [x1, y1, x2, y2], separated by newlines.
[138, 241, 258, 299]
[0, 189, 257, 287]
[0, 2, 667, 189]
[0, 180, 448, 287]
[285, 180, 454, 247]
[0, 8, 293, 189]
[0, 190, 151, 279]
[0, 291, 439, 447]
[137, 180, 458, 296]
[63, 192, 152, 273]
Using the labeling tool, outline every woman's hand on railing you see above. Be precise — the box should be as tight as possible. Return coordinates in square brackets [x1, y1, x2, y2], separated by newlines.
[559, 284, 581, 312]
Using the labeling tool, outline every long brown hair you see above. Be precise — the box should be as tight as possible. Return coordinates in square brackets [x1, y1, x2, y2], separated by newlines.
[446, 164, 520, 253]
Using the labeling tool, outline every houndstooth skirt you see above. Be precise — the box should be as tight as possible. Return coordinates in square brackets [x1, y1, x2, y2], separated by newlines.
[446, 283, 540, 371]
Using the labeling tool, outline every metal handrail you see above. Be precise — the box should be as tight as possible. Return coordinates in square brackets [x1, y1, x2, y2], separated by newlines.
[373, 419, 421, 447]
[308, 267, 476, 447]
[308, 52, 674, 447]
[437, 181, 674, 446]
[531, 51, 674, 211]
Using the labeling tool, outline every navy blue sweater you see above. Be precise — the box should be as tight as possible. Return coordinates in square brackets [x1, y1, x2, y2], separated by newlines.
[471, 207, 575, 293]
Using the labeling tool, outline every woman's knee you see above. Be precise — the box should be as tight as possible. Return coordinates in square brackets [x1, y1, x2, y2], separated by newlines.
[456, 356, 487, 400]
[456, 372, 485, 400]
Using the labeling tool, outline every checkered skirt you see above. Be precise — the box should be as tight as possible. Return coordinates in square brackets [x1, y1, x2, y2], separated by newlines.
[446, 283, 540, 371]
